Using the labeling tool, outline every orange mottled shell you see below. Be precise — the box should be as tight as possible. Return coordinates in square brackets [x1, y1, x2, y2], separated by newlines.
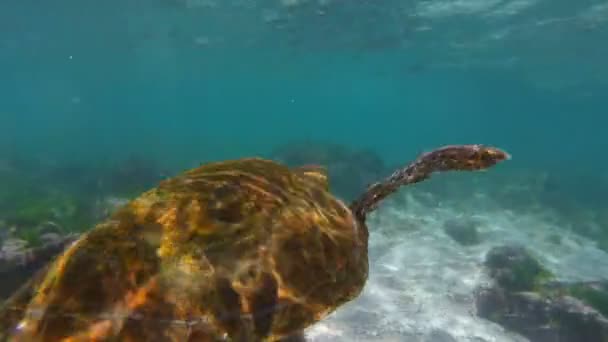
[0, 158, 369, 341]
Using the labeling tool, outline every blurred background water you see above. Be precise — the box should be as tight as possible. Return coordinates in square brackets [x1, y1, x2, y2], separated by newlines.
[1, 0, 606, 168]
[1, 0, 607, 341]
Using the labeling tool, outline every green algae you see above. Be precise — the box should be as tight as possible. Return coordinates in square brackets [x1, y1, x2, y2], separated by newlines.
[17, 228, 42, 247]
[567, 284, 608, 317]
[510, 262, 554, 293]
[0, 183, 92, 246]
[491, 248, 554, 292]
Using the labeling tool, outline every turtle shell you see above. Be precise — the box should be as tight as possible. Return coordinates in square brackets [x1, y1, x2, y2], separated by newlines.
[0, 158, 369, 341]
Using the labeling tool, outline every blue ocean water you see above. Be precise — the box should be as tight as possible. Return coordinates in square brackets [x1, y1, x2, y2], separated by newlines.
[1, 0, 607, 341]
[1, 0, 605, 169]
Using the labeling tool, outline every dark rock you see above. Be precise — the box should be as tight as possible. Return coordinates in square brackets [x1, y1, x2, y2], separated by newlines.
[476, 286, 608, 342]
[443, 219, 480, 246]
[271, 141, 389, 201]
[476, 245, 608, 342]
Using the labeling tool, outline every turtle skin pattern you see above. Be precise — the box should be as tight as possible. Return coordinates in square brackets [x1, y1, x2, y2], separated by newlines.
[0, 158, 368, 341]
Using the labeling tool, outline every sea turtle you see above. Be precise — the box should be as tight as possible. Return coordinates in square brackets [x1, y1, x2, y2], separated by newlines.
[0, 144, 509, 341]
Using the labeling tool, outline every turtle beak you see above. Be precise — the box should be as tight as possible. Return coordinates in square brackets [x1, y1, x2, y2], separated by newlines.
[480, 146, 511, 168]
[490, 147, 511, 162]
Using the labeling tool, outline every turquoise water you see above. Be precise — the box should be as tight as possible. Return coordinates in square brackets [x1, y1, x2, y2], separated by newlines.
[1, 1, 607, 341]
[1, 1, 605, 169]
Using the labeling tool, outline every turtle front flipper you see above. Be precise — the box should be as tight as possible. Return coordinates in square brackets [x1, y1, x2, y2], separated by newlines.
[350, 144, 510, 220]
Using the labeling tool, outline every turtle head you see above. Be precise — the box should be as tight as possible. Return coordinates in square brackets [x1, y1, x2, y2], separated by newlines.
[445, 144, 511, 171]
[350, 144, 510, 221]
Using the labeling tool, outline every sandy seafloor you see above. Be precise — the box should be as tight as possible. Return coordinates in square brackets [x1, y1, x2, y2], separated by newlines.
[303, 191, 608, 342]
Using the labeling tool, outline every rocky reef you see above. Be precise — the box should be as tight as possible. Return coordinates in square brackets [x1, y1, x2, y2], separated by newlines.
[0, 155, 159, 299]
[271, 141, 389, 201]
[476, 245, 608, 342]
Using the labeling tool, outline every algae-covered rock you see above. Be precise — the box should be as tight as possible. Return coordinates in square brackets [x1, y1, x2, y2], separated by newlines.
[484, 245, 552, 292]
[566, 281, 608, 317]
[476, 245, 608, 342]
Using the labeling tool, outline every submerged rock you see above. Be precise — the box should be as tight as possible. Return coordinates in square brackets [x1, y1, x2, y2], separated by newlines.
[484, 245, 551, 292]
[564, 281, 608, 317]
[476, 245, 608, 342]
[443, 219, 481, 246]
[271, 141, 388, 201]
[0, 238, 28, 261]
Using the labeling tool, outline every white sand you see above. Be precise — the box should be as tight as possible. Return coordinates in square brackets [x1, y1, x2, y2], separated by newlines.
[305, 191, 608, 342]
